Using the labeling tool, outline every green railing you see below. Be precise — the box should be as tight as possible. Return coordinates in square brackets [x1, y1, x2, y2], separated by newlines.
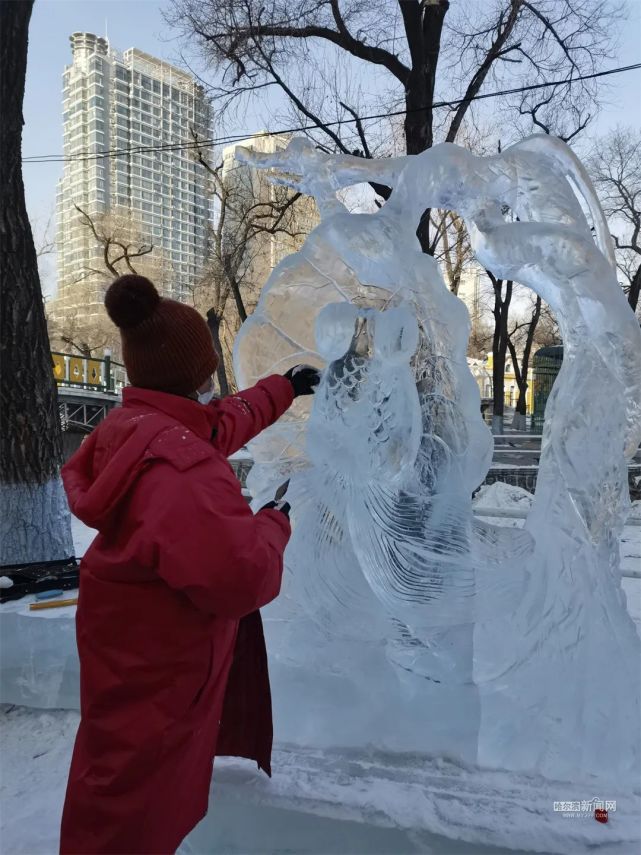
[52, 351, 127, 395]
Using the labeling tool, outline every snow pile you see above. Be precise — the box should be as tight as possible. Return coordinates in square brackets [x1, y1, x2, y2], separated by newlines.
[473, 481, 533, 510]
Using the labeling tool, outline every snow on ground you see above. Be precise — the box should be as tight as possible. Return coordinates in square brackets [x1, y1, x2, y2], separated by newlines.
[2, 706, 640, 855]
[69, 514, 96, 558]
[1, 495, 639, 854]
[1, 707, 77, 855]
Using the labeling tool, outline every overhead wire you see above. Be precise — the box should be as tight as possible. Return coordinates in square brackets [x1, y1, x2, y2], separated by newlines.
[23, 62, 641, 165]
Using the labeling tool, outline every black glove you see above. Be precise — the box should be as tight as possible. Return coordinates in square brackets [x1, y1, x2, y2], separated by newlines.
[284, 365, 321, 397]
[260, 499, 291, 518]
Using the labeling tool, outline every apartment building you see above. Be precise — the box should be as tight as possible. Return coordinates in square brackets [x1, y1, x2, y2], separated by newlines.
[52, 32, 211, 331]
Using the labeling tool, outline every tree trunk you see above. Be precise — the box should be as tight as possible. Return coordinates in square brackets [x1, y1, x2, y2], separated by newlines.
[491, 349, 506, 435]
[206, 309, 230, 396]
[490, 277, 513, 435]
[225, 267, 248, 323]
[511, 378, 528, 431]
[0, 0, 73, 564]
[401, 0, 449, 254]
[402, 0, 449, 155]
[510, 296, 542, 431]
[628, 262, 640, 314]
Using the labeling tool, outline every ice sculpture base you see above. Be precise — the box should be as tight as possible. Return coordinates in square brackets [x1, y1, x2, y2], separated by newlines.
[264, 615, 482, 764]
[182, 748, 641, 855]
[0, 593, 80, 710]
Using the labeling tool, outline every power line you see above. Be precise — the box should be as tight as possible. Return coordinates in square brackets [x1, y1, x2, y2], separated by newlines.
[23, 62, 641, 165]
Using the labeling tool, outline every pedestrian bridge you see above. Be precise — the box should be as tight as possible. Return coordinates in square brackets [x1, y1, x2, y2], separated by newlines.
[53, 352, 126, 438]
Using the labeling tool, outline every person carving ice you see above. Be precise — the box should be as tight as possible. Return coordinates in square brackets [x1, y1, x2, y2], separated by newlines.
[59, 274, 319, 855]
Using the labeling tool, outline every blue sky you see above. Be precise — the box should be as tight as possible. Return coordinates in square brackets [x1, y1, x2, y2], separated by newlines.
[23, 0, 641, 296]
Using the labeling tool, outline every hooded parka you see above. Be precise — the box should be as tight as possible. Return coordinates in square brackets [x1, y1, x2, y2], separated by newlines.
[59, 376, 294, 854]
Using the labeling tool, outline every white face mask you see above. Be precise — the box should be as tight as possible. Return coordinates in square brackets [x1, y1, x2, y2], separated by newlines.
[197, 379, 215, 405]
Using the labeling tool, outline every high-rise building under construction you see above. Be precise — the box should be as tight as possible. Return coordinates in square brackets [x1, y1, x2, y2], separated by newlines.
[52, 33, 211, 329]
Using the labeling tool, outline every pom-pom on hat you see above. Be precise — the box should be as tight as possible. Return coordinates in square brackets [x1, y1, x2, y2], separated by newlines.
[105, 275, 219, 396]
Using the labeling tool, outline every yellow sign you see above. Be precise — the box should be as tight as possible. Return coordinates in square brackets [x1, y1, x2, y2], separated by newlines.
[52, 354, 65, 382]
[68, 357, 84, 383]
[52, 353, 104, 386]
[87, 360, 102, 386]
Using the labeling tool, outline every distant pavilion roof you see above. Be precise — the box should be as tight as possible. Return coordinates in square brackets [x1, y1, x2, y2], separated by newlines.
[533, 345, 563, 361]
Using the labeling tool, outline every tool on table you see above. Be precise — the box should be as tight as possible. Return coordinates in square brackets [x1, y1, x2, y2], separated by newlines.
[0, 557, 79, 603]
[36, 589, 64, 600]
[29, 597, 79, 611]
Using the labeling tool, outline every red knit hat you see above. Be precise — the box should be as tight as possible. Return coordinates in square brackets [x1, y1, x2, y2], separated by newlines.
[105, 275, 219, 396]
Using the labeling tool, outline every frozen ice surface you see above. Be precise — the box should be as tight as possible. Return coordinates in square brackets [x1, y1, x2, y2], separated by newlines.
[0, 516, 93, 709]
[234, 135, 641, 785]
[2, 706, 639, 855]
[1, 531, 640, 852]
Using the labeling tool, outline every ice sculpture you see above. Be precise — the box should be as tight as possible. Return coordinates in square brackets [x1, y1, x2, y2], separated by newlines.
[233, 135, 641, 784]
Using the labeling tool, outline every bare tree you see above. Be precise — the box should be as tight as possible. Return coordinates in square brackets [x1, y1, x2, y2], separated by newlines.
[73, 205, 156, 282]
[467, 317, 494, 360]
[171, 0, 619, 249]
[494, 292, 562, 430]
[486, 272, 514, 434]
[436, 210, 474, 295]
[49, 205, 172, 361]
[184, 256, 233, 396]
[187, 136, 315, 392]
[47, 307, 118, 360]
[506, 294, 541, 430]
[33, 210, 56, 259]
[172, 0, 620, 423]
[533, 302, 561, 349]
[32, 210, 58, 303]
[589, 128, 641, 314]
[482, 110, 594, 431]
[0, 0, 74, 564]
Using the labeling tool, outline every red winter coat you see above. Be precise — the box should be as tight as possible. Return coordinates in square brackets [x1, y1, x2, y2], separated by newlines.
[59, 377, 294, 855]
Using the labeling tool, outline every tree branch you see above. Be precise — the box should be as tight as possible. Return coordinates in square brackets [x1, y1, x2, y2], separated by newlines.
[202, 12, 411, 84]
[446, 0, 521, 144]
